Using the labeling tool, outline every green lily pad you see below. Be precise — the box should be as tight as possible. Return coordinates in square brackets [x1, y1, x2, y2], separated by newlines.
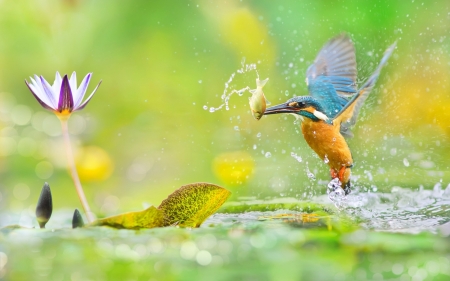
[158, 182, 231, 227]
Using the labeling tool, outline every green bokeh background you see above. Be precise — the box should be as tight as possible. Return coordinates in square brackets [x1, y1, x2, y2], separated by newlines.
[1, 0, 449, 218]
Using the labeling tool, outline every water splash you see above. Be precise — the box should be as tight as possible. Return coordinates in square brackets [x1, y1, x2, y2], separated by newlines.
[290, 152, 302, 163]
[321, 182, 450, 233]
[306, 169, 315, 180]
[403, 158, 410, 167]
[327, 178, 346, 207]
[203, 57, 258, 113]
[202, 182, 450, 234]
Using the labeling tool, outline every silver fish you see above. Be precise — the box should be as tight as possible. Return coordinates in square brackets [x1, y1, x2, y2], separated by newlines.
[249, 78, 270, 120]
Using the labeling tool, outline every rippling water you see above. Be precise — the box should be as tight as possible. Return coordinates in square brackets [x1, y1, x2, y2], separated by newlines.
[338, 183, 450, 233]
[205, 182, 450, 234]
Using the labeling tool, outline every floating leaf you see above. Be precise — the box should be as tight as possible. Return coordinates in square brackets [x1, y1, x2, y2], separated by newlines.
[36, 182, 53, 229]
[72, 209, 85, 228]
[158, 182, 231, 227]
[91, 206, 164, 229]
[90, 182, 230, 229]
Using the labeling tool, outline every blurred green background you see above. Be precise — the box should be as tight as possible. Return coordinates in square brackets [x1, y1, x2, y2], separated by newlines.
[0, 0, 449, 220]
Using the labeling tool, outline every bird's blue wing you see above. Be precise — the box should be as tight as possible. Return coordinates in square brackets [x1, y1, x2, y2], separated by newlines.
[306, 34, 357, 120]
[307, 76, 349, 118]
[334, 41, 396, 137]
[306, 34, 357, 98]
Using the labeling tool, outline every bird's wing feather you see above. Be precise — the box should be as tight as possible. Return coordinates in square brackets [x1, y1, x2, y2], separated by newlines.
[306, 33, 357, 98]
[333, 41, 397, 136]
[307, 76, 349, 118]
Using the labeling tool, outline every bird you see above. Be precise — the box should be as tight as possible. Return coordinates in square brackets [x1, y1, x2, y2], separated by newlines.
[263, 34, 396, 195]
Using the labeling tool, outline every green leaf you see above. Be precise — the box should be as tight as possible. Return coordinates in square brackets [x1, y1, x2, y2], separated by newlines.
[90, 182, 230, 229]
[91, 206, 164, 229]
[158, 182, 231, 227]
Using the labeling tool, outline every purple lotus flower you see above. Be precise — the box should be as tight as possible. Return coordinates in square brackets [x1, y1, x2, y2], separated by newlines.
[25, 72, 101, 117]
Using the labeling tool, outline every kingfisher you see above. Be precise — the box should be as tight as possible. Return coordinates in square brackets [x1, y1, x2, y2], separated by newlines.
[264, 34, 396, 194]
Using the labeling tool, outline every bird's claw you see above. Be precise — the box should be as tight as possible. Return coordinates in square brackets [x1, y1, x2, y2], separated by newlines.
[343, 180, 351, 195]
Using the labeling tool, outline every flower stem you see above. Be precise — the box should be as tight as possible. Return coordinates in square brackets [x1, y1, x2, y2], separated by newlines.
[59, 117, 95, 223]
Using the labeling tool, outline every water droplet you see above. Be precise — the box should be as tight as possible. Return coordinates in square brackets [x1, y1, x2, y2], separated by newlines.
[203, 105, 208, 110]
[403, 158, 410, 167]
[234, 126, 239, 131]
[265, 152, 272, 158]
[290, 152, 302, 162]
[253, 144, 257, 150]
[324, 155, 329, 164]
[307, 172, 315, 180]
[285, 90, 289, 96]
[327, 178, 340, 193]
[241, 57, 246, 67]
[256, 132, 261, 138]
[328, 187, 345, 202]
[390, 148, 397, 156]
[198, 80, 202, 84]
[364, 170, 373, 181]
[443, 184, 450, 198]
[209, 107, 215, 113]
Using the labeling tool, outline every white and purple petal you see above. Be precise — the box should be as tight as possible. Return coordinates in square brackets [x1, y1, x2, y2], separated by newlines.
[39, 76, 58, 108]
[52, 72, 62, 94]
[73, 73, 91, 107]
[69, 72, 78, 103]
[25, 80, 54, 111]
[76, 80, 102, 111]
[58, 75, 74, 112]
[29, 75, 52, 107]
[30, 75, 45, 97]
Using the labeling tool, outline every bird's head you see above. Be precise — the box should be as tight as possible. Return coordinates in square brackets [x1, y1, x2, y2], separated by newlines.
[264, 96, 329, 122]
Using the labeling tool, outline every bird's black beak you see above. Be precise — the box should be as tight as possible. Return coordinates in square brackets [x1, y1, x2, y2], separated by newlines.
[264, 103, 300, 115]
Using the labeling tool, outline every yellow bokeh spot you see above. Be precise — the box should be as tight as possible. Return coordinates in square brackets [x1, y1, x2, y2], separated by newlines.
[75, 145, 114, 182]
[213, 151, 254, 186]
[219, 7, 276, 64]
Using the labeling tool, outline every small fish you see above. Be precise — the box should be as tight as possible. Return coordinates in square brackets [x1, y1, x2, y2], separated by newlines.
[249, 77, 270, 120]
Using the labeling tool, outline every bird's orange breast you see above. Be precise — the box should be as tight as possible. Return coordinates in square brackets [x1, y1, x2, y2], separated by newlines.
[301, 119, 353, 171]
